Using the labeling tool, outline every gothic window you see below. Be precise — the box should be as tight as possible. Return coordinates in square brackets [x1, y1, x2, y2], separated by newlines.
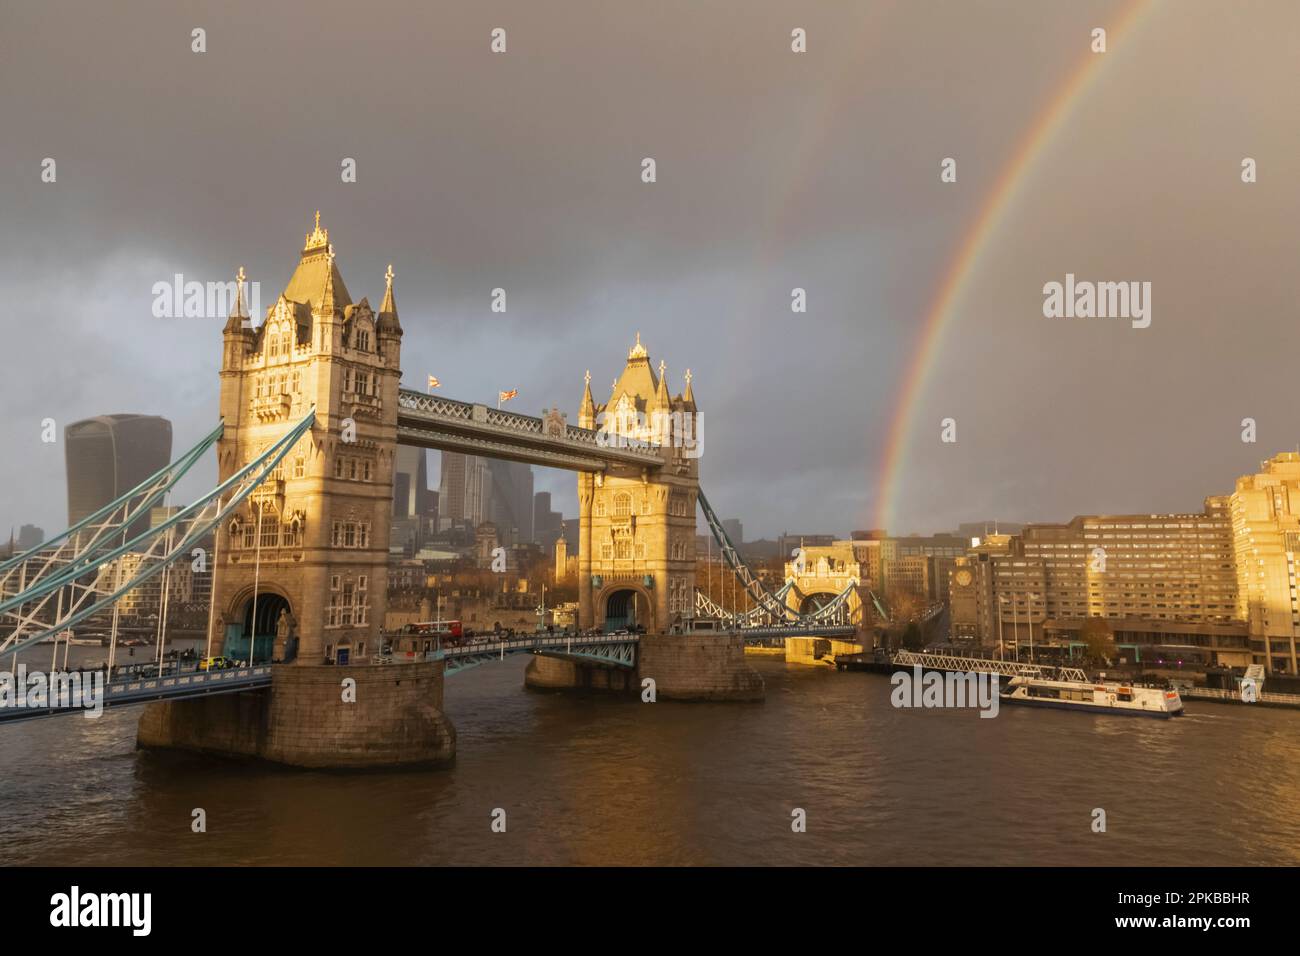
[283, 518, 301, 548]
[641, 497, 650, 515]
[334, 457, 345, 479]
[269, 336, 278, 359]
[349, 459, 358, 480]
[340, 582, 355, 625]
[343, 368, 354, 393]
[362, 459, 372, 481]
[243, 520, 256, 549]
[595, 500, 606, 517]
[292, 457, 305, 479]
[358, 523, 370, 548]
[228, 518, 242, 548]
[616, 540, 632, 560]
[292, 371, 301, 393]
[614, 493, 632, 518]
[600, 544, 613, 560]
[636, 543, 645, 559]
[260, 518, 279, 549]
[357, 330, 371, 352]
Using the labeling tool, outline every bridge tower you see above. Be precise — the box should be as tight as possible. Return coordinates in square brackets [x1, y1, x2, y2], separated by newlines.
[212, 213, 402, 666]
[577, 335, 700, 632]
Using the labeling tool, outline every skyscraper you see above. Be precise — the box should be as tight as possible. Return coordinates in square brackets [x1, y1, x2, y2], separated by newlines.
[437, 452, 533, 544]
[392, 446, 437, 555]
[65, 414, 172, 540]
[534, 491, 565, 551]
[438, 451, 490, 529]
[487, 459, 533, 545]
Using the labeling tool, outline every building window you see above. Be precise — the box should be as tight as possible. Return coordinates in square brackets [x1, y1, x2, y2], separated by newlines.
[595, 500, 606, 517]
[292, 457, 305, 479]
[614, 493, 632, 518]
[334, 457, 345, 479]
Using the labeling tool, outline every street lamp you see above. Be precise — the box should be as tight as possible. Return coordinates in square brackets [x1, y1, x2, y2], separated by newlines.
[1027, 592, 1040, 663]
[1010, 592, 1020, 662]
[997, 594, 1008, 661]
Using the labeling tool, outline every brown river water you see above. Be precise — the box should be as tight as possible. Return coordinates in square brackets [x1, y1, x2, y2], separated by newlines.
[2, 647, 1298, 866]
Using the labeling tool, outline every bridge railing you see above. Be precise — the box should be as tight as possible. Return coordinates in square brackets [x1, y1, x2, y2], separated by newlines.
[891, 650, 1087, 682]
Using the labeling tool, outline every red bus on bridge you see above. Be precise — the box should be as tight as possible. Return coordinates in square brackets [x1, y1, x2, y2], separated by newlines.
[393, 620, 463, 658]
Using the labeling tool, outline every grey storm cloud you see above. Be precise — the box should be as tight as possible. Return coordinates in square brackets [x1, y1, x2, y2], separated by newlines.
[1, 0, 1297, 540]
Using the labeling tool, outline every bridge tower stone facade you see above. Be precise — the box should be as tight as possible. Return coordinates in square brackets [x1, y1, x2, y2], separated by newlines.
[140, 215, 454, 769]
[212, 213, 403, 666]
[576, 335, 700, 632]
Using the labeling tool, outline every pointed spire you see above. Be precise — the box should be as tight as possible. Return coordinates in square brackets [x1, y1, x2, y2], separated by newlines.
[304, 210, 329, 253]
[682, 367, 695, 406]
[628, 331, 648, 361]
[318, 244, 340, 317]
[377, 262, 402, 334]
[653, 359, 671, 409]
[579, 369, 595, 426]
[224, 266, 250, 333]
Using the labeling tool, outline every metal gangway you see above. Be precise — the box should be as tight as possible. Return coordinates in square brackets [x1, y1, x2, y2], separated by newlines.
[891, 649, 1088, 682]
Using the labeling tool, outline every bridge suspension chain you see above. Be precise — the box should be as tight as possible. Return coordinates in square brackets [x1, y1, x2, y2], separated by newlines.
[0, 422, 224, 607]
[0, 410, 316, 660]
[695, 487, 873, 629]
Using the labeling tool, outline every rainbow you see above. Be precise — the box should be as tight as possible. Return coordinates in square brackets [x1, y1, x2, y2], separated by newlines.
[873, 0, 1156, 532]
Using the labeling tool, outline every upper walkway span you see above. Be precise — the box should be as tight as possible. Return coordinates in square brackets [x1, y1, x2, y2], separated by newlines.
[395, 389, 663, 473]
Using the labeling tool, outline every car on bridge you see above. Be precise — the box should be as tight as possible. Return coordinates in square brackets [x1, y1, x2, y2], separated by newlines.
[197, 656, 239, 672]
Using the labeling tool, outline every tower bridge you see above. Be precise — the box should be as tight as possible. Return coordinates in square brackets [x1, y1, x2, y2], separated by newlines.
[0, 214, 867, 768]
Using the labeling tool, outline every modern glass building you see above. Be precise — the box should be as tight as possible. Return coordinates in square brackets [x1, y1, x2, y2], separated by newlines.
[65, 414, 173, 540]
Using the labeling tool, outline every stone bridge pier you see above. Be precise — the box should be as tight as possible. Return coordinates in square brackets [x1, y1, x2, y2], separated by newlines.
[526, 632, 764, 701]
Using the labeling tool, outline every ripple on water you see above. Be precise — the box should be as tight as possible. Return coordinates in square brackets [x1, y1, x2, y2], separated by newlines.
[2, 657, 1298, 865]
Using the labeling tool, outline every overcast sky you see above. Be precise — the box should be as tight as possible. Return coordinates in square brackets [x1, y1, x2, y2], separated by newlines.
[2, 0, 1298, 541]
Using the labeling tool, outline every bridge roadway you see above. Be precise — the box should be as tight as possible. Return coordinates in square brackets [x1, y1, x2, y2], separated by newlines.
[0, 626, 862, 723]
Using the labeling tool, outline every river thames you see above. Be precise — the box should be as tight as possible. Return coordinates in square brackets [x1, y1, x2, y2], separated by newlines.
[3, 655, 1298, 866]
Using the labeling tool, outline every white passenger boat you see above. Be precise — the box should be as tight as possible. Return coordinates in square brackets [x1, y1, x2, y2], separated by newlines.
[1000, 674, 1184, 718]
